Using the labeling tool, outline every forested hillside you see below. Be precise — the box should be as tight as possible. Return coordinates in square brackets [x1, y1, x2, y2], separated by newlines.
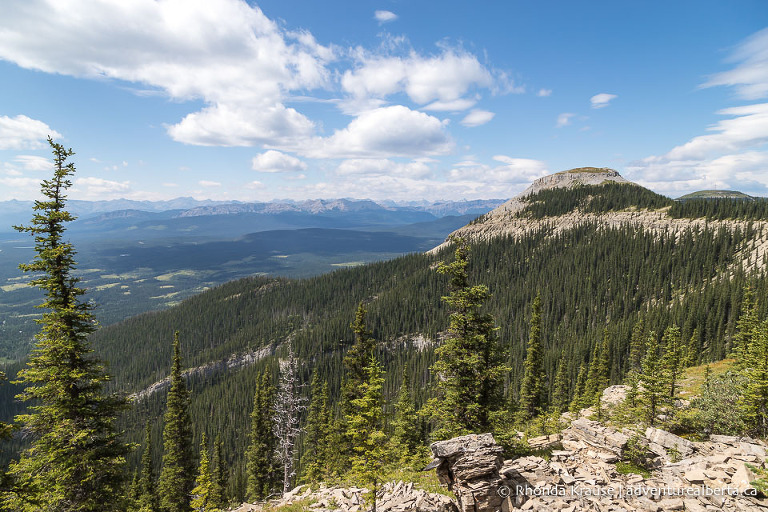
[39, 214, 766, 498]
[4, 168, 768, 505]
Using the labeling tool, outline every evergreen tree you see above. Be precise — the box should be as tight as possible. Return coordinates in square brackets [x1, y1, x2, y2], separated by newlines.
[300, 373, 331, 483]
[518, 294, 545, 423]
[246, 370, 278, 501]
[550, 356, 570, 414]
[347, 355, 387, 512]
[390, 369, 422, 465]
[683, 328, 700, 368]
[584, 330, 611, 417]
[661, 325, 683, 399]
[430, 236, 508, 438]
[5, 138, 128, 512]
[733, 286, 759, 364]
[639, 332, 669, 426]
[209, 435, 227, 510]
[628, 320, 646, 372]
[740, 321, 768, 437]
[569, 364, 588, 414]
[191, 434, 219, 512]
[341, 302, 376, 410]
[138, 422, 158, 512]
[158, 332, 196, 512]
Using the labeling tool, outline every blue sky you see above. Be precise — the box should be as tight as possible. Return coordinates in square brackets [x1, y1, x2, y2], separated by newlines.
[0, 0, 766, 202]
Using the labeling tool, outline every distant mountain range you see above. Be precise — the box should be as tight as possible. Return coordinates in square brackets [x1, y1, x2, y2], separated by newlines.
[0, 198, 505, 235]
[0, 197, 503, 361]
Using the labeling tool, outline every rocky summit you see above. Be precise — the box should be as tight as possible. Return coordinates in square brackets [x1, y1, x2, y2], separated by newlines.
[426, 417, 767, 512]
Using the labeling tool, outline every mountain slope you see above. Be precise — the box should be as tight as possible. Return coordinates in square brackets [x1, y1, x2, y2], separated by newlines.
[433, 169, 768, 273]
[3, 169, 768, 498]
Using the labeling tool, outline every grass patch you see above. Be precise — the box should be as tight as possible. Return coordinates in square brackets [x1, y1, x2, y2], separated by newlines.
[150, 291, 182, 300]
[331, 262, 365, 267]
[679, 359, 735, 398]
[155, 270, 200, 281]
[1, 283, 27, 292]
[93, 282, 120, 291]
[615, 462, 651, 478]
[262, 498, 317, 512]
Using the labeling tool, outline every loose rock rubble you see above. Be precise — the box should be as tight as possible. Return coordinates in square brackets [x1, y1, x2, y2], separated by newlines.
[427, 423, 768, 512]
[231, 482, 457, 512]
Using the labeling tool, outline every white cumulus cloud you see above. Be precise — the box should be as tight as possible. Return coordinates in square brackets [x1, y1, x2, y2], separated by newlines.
[0, 0, 333, 148]
[14, 155, 54, 171]
[304, 105, 452, 158]
[252, 150, 307, 173]
[0, 115, 61, 150]
[341, 49, 495, 106]
[336, 158, 433, 179]
[628, 27, 768, 198]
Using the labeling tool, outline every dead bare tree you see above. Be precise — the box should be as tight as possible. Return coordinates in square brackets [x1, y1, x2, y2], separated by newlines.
[273, 342, 307, 495]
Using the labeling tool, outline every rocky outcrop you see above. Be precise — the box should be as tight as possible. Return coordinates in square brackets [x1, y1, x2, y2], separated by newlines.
[428, 169, 768, 275]
[429, 434, 506, 512]
[232, 482, 457, 512]
[428, 427, 767, 512]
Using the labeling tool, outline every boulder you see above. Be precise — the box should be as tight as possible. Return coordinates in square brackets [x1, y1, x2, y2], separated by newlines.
[429, 434, 505, 512]
[645, 427, 696, 460]
[564, 418, 629, 456]
[731, 463, 759, 496]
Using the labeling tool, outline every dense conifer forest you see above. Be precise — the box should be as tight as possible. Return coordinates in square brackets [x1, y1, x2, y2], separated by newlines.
[3, 151, 768, 506]
[16, 216, 757, 499]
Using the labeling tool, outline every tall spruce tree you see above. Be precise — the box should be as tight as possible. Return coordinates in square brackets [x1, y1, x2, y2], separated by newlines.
[628, 320, 646, 372]
[661, 325, 683, 400]
[584, 330, 611, 418]
[430, 236, 508, 438]
[569, 364, 588, 414]
[740, 321, 768, 437]
[639, 332, 669, 426]
[341, 302, 376, 410]
[5, 138, 128, 512]
[550, 356, 570, 414]
[138, 422, 158, 512]
[390, 369, 422, 465]
[300, 373, 331, 483]
[191, 434, 219, 512]
[246, 370, 278, 501]
[733, 286, 759, 365]
[518, 294, 545, 423]
[209, 435, 227, 510]
[347, 355, 387, 512]
[333, 303, 377, 475]
[158, 332, 196, 512]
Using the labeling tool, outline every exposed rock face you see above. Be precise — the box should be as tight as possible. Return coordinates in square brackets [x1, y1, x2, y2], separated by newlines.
[428, 169, 768, 275]
[429, 433, 506, 512]
[429, 427, 767, 512]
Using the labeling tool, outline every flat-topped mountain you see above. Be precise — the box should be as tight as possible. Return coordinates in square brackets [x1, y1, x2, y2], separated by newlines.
[677, 190, 754, 200]
[433, 168, 768, 264]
